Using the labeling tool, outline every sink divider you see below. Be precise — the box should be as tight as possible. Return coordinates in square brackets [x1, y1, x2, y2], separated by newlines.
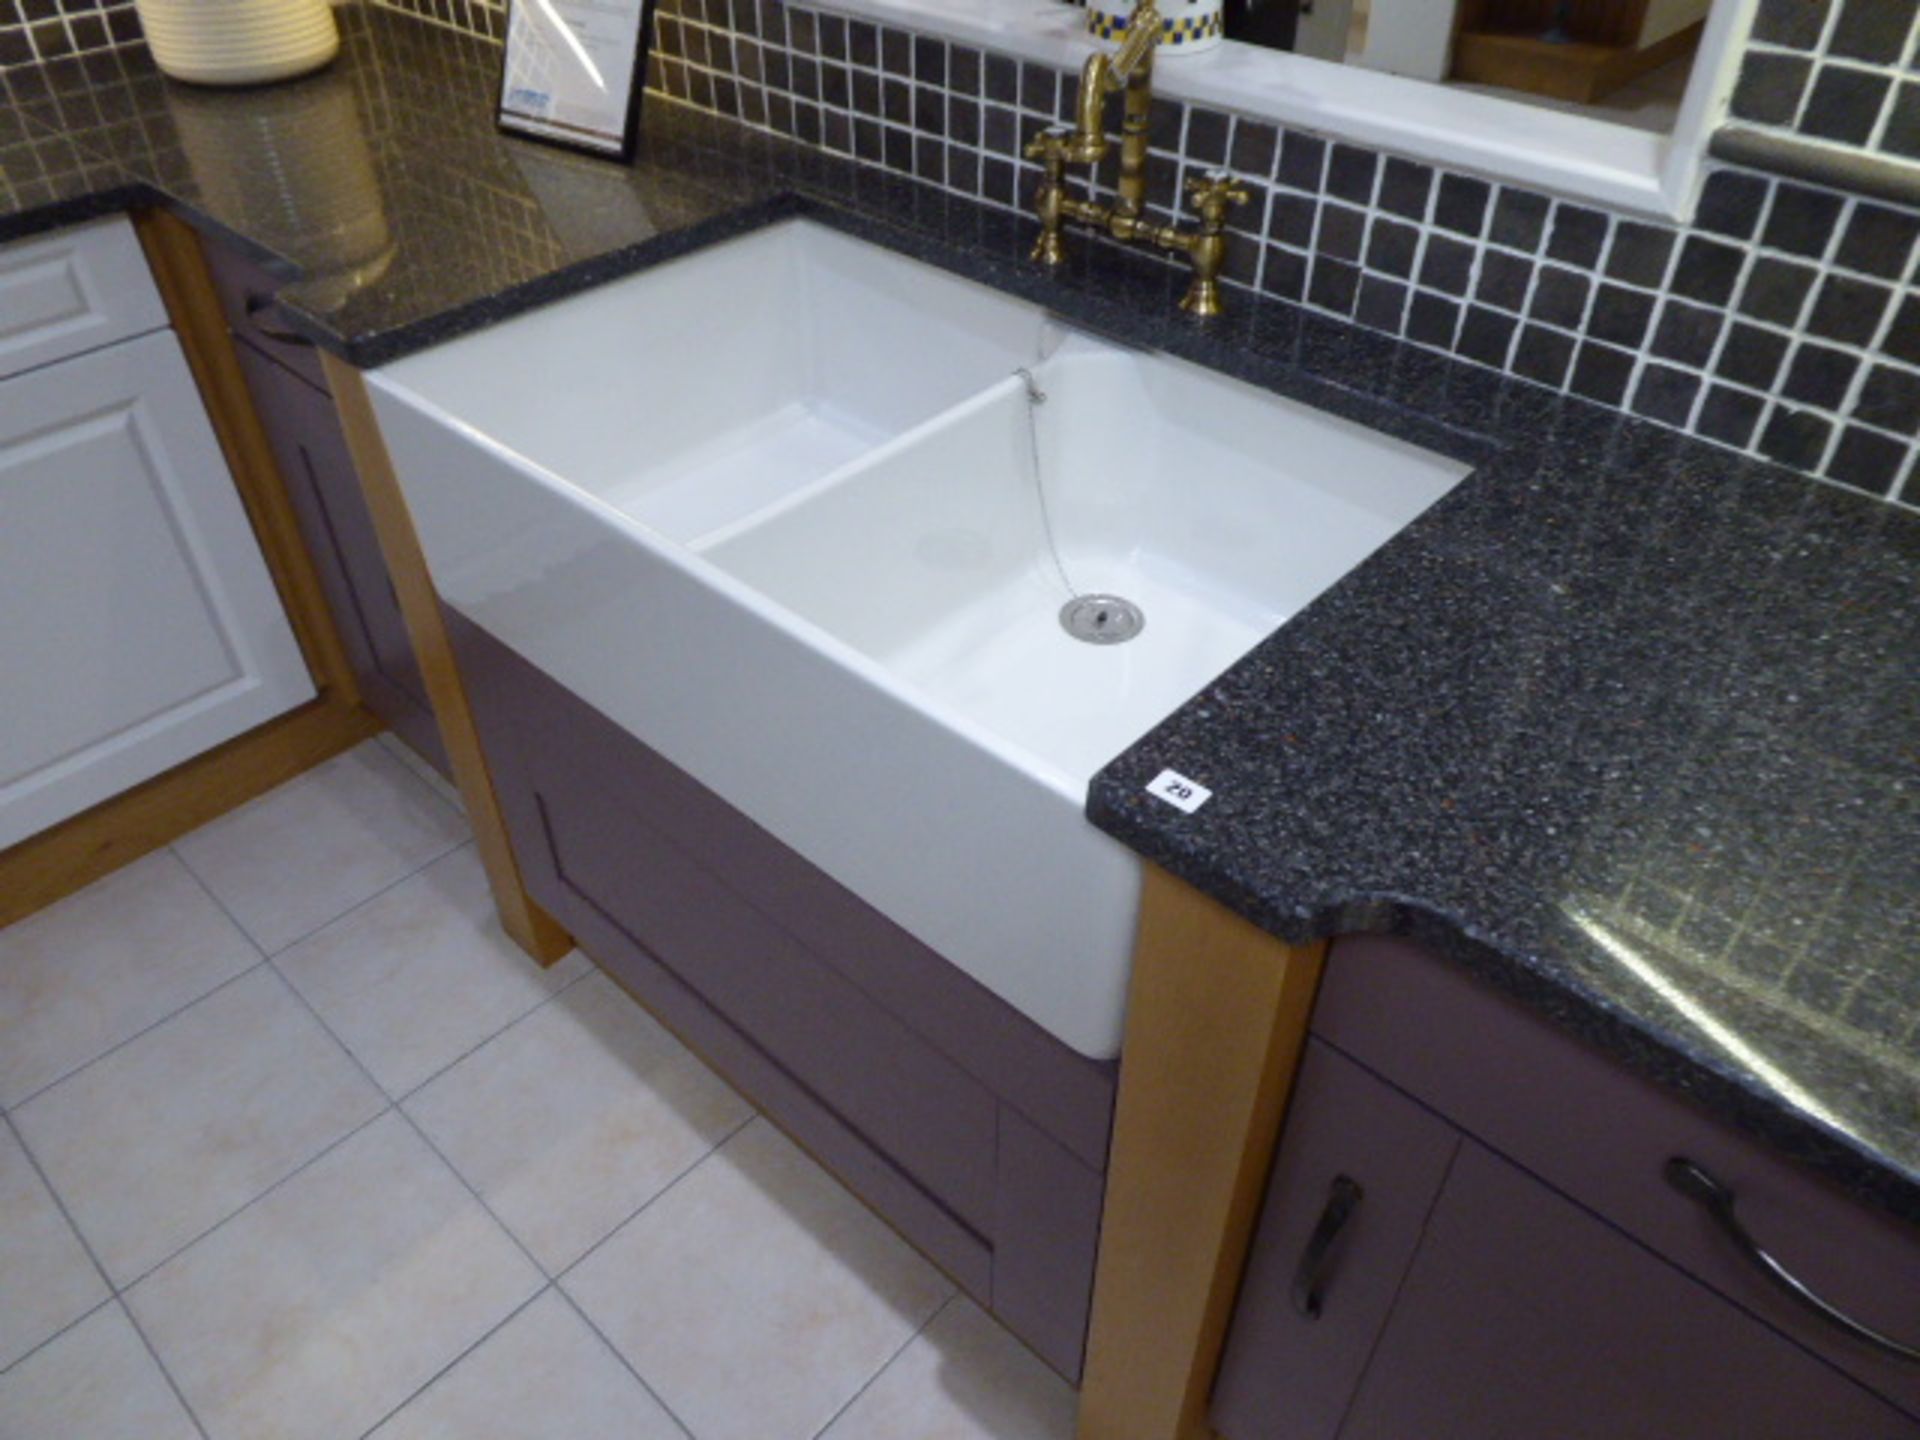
[682, 369, 1037, 554]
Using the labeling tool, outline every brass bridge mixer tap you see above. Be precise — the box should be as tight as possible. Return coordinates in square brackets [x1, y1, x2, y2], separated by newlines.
[1025, 0, 1249, 317]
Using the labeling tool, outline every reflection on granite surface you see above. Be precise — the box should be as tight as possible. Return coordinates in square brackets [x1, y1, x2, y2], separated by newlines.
[0, 96, 137, 229]
[1091, 410, 1920, 1220]
[165, 65, 395, 306]
[3, 7, 1916, 1225]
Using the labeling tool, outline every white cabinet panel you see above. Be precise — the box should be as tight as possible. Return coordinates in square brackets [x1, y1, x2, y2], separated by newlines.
[0, 217, 169, 383]
[0, 328, 315, 848]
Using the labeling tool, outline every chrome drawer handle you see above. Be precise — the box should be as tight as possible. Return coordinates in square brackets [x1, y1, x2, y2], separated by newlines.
[1664, 1157, 1920, 1364]
[1290, 1174, 1364, 1320]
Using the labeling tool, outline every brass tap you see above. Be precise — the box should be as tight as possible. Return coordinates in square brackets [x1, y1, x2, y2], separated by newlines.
[1025, 0, 1248, 317]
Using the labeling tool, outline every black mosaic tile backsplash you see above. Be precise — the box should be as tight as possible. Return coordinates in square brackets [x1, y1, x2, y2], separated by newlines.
[0, 0, 141, 69]
[12, 0, 1914, 507]
[363, 0, 505, 42]
[1734, 0, 1920, 163]
[625, 0, 1919, 507]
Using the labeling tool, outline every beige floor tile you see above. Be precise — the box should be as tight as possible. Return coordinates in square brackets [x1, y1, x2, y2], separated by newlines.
[818, 1298, 1077, 1440]
[564, 1118, 952, 1440]
[174, 739, 467, 954]
[407, 970, 751, 1273]
[278, 846, 589, 1099]
[0, 1124, 107, 1370]
[13, 967, 385, 1287]
[0, 1302, 198, 1440]
[0, 849, 258, 1108]
[127, 1111, 542, 1440]
[376, 732, 465, 814]
[368, 1289, 683, 1440]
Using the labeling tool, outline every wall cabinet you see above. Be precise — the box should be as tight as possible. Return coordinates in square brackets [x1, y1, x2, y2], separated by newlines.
[209, 243, 447, 777]
[0, 219, 315, 850]
[1211, 937, 1920, 1439]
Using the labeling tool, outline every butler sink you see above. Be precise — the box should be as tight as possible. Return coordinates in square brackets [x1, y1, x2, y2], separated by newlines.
[369, 219, 1469, 1059]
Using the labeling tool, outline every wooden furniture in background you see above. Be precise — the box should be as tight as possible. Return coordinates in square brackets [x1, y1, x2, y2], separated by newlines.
[323, 353, 573, 966]
[1451, 0, 1706, 103]
[1075, 866, 1328, 1440]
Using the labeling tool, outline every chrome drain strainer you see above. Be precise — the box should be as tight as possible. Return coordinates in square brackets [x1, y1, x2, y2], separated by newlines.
[1060, 594, 1145, 645]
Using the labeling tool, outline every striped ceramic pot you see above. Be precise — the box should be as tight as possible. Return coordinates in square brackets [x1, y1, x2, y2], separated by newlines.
[1087, 0, 1225, 55]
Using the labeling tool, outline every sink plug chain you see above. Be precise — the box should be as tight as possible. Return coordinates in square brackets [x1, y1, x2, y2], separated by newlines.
[1013, 367, 1146, 646]
[1014, 366, 1080, 603]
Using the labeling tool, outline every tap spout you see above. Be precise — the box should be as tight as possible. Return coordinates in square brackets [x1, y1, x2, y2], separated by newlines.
[1067, 2, 1160, 165]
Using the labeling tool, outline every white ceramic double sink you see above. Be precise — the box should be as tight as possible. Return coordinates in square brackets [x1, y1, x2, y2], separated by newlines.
[369, 219, 1468, 1059]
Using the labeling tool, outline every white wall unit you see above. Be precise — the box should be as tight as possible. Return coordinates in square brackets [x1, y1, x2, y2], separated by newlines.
[0, 316, 315, 849]
[0, 217, 169, 383]
[791, 0, 1756, 218]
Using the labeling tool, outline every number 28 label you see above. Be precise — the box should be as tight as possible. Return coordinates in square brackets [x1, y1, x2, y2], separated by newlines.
[1146, 769, 1212, 814]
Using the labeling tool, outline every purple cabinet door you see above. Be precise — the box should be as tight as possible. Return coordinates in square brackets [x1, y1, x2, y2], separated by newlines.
[1339, 1141, 1920, 1440]
[234, 342, 448, 776]
[448, 613, 1113, 1380]
[1317, 935, 1920, 1413]
[1212, 1041, 1461, 1440]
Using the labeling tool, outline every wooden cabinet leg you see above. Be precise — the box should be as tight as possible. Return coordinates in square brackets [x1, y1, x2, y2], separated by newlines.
[1078, 865, 1327, 1440]
[323, 353, 573, 966]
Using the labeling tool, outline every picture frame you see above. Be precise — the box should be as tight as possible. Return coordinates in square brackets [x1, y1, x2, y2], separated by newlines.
[496, 0, 655, 161]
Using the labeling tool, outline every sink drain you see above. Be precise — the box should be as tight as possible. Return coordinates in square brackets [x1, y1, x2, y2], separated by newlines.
[1060, 594, 1145, 645]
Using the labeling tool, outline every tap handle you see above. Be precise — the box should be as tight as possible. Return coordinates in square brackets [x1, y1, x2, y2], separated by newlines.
[1025, 125, 1073, 163]
[1186, 170, 1250, 231]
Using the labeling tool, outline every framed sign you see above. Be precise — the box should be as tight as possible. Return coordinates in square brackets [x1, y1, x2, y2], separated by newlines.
[497, 0, 653, 160]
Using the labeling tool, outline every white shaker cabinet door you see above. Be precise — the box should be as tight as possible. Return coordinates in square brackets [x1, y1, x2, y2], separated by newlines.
[0, 215, 169, 382]
[0, 327, 316, 848]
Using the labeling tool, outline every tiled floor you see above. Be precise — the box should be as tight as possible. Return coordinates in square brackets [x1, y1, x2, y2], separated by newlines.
[0, 737, 1076, 1440]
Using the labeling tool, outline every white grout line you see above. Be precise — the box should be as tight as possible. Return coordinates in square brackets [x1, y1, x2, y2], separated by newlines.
[1786, 0, 1850, 133]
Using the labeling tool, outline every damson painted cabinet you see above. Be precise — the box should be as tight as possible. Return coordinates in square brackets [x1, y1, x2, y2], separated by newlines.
[210, 243, 447, 776]
[1211, 937, 1920, 1440]
[447, 613, 1116, 1381]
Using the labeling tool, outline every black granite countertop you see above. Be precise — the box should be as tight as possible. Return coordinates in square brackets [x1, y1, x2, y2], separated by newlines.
[5, 8, 1916, 1226]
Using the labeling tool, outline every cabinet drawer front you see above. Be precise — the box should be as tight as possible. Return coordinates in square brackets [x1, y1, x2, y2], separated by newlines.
[1317, 936, 1920, 1416]
[1342, 1141, 1920, 1440]
[0, 217, 168, 381]
[201, 240, 330, 391]
[1211, 1040, 1460, 1440]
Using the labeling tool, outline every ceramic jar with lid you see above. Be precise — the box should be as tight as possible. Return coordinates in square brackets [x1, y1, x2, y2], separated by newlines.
[1086, 0, 1226, 55]
[134, 0, 339, 86]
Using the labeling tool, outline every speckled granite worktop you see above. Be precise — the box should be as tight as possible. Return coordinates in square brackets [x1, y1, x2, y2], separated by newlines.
[5, 8, 1916, 1225]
